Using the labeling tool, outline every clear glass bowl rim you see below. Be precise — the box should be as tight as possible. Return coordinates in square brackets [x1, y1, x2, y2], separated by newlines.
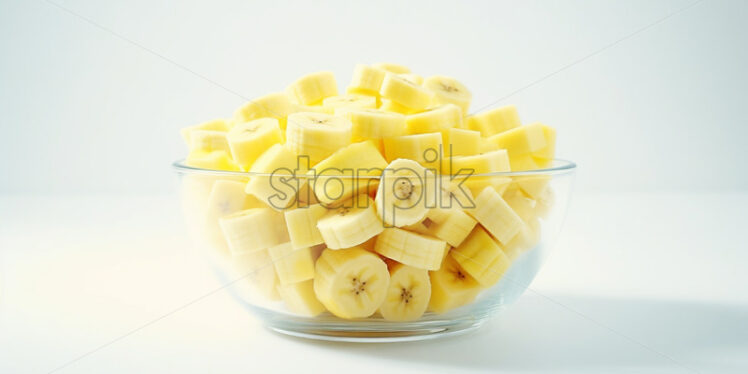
[172, 158, 576, 178]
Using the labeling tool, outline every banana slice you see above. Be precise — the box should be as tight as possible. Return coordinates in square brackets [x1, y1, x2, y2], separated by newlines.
[277, 279, 326, 317]
[267, 242, 316, 285]
[316, 194, 384, 249]
[219, 208, 289, 255]
[478, 137, 500, 153]
[372, 62, 411, 74]
[308, 140, 387, 206]
[398, 73, 424, 85]
[231, 249, 281, 301]
[233, 92, 296, 130]
[465, 105, 521, 137]
[181, 118, 229, 146]
[284, 203, 329, 249]
[338, 108, 406, 142]
[375, 158, 436, 227]
[293, 103, 334, 115]
[533, 186, 555, 218]
[409, 207, 477, 247]
[200, 179, 260, 253]
[503, 187, 537, 222]
[314, 247, 390, 319]
[451, 226, 511, 287]
[185, 150, 240, 171]
[285, 112, 352, 165]
[405, 104, 463, 134]
[443, 128, 481, 157]
[486, 122, 547, 157]
[189, 130, 230, 153]
[245, 144, 306, 210]
[296, 179, 320, 206]
[423, 76, 472, 116]
[442, 149, 511, 196]
[323, 94, 377, 112]
[348, 64, 387, 96]
[379, 99, 420, 114]
[382, 133, 443, 170]
[503, 218, 541, 260]
[428, 253, 482, 314]
[509, 154, 540, 171]
[226, 118, 283, 171]
[466, 187, 524, 246]
[379, 263, 431, 321]
[532, 124, 556, 162]
[441, 149, 510, 175]
[513, 175, 550, 200]
[374, 227, 447, 270]
[379, 74, 434, 111]
[287, 71, 338, 105]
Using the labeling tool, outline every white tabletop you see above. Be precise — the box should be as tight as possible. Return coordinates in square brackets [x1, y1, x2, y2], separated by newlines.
[1, 192, 746, 374]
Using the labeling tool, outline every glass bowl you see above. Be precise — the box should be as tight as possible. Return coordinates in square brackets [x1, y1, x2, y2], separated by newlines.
[172, 159, 576, 342]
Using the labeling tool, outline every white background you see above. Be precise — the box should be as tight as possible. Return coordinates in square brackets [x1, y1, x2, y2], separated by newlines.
[1, 1, 747, 373]
[1, 0, 746, 195]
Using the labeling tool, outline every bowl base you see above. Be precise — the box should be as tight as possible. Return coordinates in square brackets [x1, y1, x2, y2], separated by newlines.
[265, 317, 486, 343]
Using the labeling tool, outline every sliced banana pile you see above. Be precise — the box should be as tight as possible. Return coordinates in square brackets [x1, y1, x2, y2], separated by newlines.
[180, 63, 558, 321]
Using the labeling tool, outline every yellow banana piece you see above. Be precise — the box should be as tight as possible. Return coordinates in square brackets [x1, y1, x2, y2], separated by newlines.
[348, 64, 387, 96]
[398, 73, 424, 86]
[277, 280, 326, 317]
[428, 253, 482, 314]
[382, 132, 443, 170]
[338, 108, 406, 142]
[323, 94, 377, 112]
[226, 118, 283, 171]
[486, 122, 546, 157]
[503, 218, 541, 260]
[532, 124, 557, 164]
[200, 179, 261, 253]
[189, 130, 230, 153]
[287, 71, 338, 105]
[375, 227, 447, 270]
[372, 62, 411, 74]
[316, 194, 384, 249]
[308, 140, 387, 206]
[451, 226, 511, 287]
[245, 144, 306, 210]
[181, 118, 229, 146]
[379, 74, 433, 111]
[442, 149, 511, 196]
[513, 175, 550, 200]
[503, 187, 537, 222]
[378, 263, 431, 321]
[231, 250, 281, 301]
[533, 185, 554, 218]
[267, 242, 316, 285]
[185, 150, 240, 171]
[405, 104, 463, 134]
[408, 207, 477, 247]
[379, 99, 420, 114]
[285, 112, 352, 165]
[375, 159, 436, 227]
[284, 203, 329, 249]
[233, 92, 296, 130]
[314, 247, 390, 319]
[423, 75, 472, 116]
[509, 154, 540, 171]
[443, 128, 481, 157]
[465, 105, 521, 137]
[219, 208, 289, 255]
[466, 187, 523, 245]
